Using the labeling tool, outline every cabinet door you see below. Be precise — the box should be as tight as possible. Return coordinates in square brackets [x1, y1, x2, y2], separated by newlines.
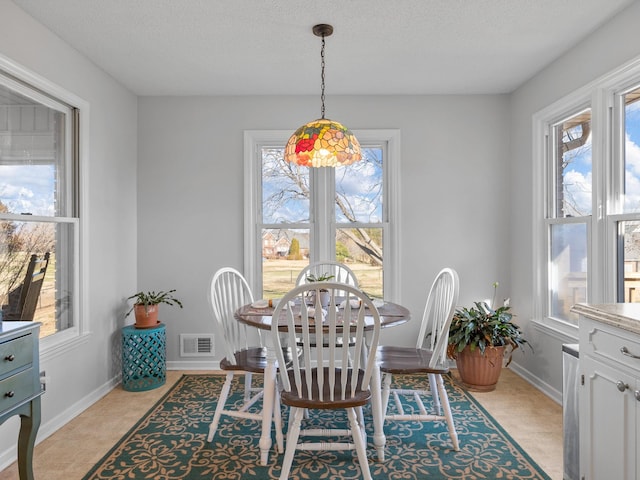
[581, 355, 636, 480]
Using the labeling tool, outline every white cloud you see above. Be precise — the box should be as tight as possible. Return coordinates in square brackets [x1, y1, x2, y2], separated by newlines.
[0, 165, 55, 216]
[563, 169, 592, 216]
[625, 135, 640, 211]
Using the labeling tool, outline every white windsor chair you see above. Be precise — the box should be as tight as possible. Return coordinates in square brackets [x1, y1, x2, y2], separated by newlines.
[207, 267, 284, 465]
[272, 282, 381, 480]
[376, 267, 461, 451]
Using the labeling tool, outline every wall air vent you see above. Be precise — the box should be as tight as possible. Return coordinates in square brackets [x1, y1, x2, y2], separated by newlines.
[180, 334, 215, 357]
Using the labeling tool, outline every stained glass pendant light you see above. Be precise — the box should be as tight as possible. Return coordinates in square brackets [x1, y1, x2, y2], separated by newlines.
[284, 24, 361, 167]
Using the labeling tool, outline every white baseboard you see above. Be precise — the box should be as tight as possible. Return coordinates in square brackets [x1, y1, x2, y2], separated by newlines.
[0, 375, 120, 472]
[1, 362, 223, 470]
[509, 361, 562, 405]
[167, 360, 220, 370]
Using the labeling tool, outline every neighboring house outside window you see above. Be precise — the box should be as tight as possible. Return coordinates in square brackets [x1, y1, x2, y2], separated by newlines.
[244, 130, 400, 301]
[534, 57, 640, 336]
[0, 57, 85, 350]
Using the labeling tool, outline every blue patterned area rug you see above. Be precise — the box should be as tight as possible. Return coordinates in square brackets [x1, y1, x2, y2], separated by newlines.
[83, 374, 550, 479]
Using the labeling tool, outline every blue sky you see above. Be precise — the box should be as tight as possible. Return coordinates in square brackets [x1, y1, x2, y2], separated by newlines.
[261, 147, 383, 225]
[563, 99, 640, 215]
[0, 164, 55, 216]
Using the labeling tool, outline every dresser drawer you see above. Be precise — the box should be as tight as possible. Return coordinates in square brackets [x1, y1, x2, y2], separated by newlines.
[0, 367, 36, 413]
[0, 333, 34, 378]
[585, 320, 640, 373]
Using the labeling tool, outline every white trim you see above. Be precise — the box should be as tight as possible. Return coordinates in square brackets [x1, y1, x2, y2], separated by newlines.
[508, 362, 562, 405]
[243, 130, 296, 292]
[243, 129, 401, 300]
[0, 53, 87, 109]
[531, 317, 578, 343]
[354, 129, 401, 301]
[0, 374, 118, 473]
[532, 53, 640, 331]
[532, 93, 592, 326]
[0, 53, 91, 349]
[167, 360, 221, 370]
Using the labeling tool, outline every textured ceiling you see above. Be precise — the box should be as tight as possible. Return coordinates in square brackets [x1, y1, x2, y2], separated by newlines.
[10, 0, 637, 96]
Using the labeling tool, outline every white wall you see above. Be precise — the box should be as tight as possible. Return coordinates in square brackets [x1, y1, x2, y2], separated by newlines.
[137, 94, 512, 365]
[0, 0, 137, 468]
[509, 1, 640, 398]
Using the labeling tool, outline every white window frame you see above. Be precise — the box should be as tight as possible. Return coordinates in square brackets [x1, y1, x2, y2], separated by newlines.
[244, 129, 401, 301]
[533, 55, 640, 340]
[0, 53, 89, 357]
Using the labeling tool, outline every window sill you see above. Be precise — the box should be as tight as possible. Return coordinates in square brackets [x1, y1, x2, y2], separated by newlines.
[40, 329, 91, 362]
[531, 317, 578, 343]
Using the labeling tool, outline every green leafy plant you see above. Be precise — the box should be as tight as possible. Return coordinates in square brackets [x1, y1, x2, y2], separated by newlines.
[125, 289, 183, 317]
[448, 282, 530, 364]
[305, 273, 335, 282]
[305, 272, 335, 299]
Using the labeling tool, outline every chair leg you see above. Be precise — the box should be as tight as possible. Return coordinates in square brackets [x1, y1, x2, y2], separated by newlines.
[244, 373, 253, 403]
[347, 407, 372, 480]
[273, 389, 284, 454]
[208, 371, 234, 442]
[381, 372, 393, 418]
[369, 362, 385, 462]
[435, 374, 459, 451]
[356, 405, 367, 444]
[428, 373, 442, 415]
[279, 406, 303, 480]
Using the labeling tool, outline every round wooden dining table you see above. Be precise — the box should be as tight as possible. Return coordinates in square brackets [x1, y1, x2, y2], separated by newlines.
[235, 299, 411, 463]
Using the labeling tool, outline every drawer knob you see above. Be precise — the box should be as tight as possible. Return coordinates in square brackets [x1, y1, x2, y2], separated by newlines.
[620, 346, 640, 360]
[616, 381, 629, 392]
[4, 391, 15, 398]
[4, 354, 15, 362]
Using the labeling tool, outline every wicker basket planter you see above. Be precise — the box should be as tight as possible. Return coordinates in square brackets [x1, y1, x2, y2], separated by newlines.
[455, 345, 506, 392]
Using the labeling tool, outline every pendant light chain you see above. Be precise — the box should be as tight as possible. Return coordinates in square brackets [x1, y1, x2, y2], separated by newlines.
[320, 34, 326, 119]
[284, 23, 361, 167]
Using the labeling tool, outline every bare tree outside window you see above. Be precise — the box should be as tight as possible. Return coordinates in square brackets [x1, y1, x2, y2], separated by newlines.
[548, 110, 591, 322]
[260, 146, 385, 298]
[0, 77, 76, 337]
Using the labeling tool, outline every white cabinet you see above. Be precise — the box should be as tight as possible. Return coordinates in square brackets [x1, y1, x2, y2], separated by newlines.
[578, 311, 640, 480]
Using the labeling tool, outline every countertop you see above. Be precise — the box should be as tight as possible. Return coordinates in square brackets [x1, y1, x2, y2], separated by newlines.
[572, 303, 640, 335]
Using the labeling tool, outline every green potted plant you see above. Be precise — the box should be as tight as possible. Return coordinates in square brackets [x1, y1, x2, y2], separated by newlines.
[447, 282, 530, 391]
[305, 273, 335, 283]
[305, 273, 334, 307]
[125, 290, 183, 328]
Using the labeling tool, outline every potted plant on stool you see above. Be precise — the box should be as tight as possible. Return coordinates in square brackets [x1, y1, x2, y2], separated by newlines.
[447, 282, 530, 391]
[125, 290, 183, 328]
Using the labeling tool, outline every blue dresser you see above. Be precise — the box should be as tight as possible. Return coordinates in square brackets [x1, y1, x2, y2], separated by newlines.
[0, 321, 42, 480]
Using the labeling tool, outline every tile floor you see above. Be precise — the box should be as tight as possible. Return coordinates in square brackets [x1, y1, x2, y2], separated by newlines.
[0, 369, 563, 479]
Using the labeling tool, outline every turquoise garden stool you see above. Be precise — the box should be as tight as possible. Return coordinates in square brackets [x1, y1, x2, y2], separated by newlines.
[122, 323, 166, 391]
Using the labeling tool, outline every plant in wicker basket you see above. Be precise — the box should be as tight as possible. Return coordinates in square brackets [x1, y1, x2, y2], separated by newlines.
[447, 282, 530, 391]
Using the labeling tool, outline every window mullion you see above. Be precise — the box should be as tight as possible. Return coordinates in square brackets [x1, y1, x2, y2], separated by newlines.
[312, 167, 334, 262]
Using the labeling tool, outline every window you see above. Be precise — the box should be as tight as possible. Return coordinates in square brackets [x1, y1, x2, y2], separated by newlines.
[244, 130, 399, 301]
[612, 86, 640, 302]
[546, 108, 592, 325]
[0, 59, 84, 347]
[534, 58, 640, 334]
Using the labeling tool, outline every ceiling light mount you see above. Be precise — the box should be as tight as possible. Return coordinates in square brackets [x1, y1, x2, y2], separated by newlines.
[284, 24, 361, 168]
[312, 24, 333, 38]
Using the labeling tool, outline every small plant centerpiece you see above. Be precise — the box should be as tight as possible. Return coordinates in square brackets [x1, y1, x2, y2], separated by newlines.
[448, 282, 530, 391]
[305, 273, 335, 307]
[126, 290, 183, 329]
